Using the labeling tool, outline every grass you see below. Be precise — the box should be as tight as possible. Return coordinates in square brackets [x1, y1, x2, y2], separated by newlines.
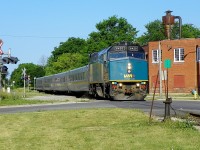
[0, 108, 199, 150]
[0, 90, 68, 106]
[0, 98, 56, 106]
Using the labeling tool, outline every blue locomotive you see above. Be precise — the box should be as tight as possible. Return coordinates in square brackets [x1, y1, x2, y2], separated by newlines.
[36, 42, 148, 100]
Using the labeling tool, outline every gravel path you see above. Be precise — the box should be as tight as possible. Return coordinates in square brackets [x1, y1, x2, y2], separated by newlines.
[25, 95, 91, 102]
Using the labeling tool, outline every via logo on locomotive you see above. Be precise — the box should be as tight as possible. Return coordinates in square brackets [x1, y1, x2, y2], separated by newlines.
[124, 73, 135, 79]
[36, 42, 148, 100]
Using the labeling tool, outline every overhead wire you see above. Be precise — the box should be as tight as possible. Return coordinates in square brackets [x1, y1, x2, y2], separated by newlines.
[0, 34, 68, 39]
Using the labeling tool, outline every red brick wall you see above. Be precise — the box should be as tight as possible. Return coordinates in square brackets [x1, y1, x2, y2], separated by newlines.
[148, 38, 200, 93]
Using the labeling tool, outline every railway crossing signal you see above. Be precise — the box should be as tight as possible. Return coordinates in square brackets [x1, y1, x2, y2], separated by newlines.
[1, 65, 8, 74]
[2, 56, 19, 64]
[22, 68, 26, 97]
[0, 39, 19, 90]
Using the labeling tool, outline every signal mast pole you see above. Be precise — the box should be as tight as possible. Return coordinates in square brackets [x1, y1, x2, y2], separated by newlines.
[0, 39, 3, 90]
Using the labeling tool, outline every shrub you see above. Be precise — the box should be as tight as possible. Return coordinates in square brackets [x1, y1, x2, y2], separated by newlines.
[0, 91, 21, 100]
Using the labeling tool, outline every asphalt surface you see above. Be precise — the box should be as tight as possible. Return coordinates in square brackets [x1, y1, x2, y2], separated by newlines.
[0, 99, 199, 119]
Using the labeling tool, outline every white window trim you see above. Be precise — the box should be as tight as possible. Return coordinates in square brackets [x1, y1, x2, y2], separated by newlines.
[152, 50, 158, 63]
[174, 48, 184, 62]
[152, 49, 162, 63]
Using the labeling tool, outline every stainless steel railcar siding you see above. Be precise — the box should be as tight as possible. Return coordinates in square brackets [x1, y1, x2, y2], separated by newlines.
[67, 65, 89, 92]
[89, 62, 104, 83]
[53, 72, 69, 92]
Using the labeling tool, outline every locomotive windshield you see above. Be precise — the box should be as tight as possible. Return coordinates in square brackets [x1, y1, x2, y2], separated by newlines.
[108, 44, 145, 60]
[127, 51, 144, 59]
[109, 51, 126, 59]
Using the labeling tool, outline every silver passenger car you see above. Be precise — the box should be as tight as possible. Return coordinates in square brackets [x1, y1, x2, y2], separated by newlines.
[35, 65, 89, 94]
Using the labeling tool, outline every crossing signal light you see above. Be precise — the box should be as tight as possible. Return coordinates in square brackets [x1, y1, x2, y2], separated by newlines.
[9, 57, 19, 64]
[2, 56, 19, 64]
[1, 65, 8, 74]
[2, 57, 9, 64]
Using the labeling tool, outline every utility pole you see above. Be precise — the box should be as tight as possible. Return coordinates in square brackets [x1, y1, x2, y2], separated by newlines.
[34, 77, 36, 92]
[0, 39, 4, 91]
[159, 41, 162, 98]
[0, 55, 2, 91]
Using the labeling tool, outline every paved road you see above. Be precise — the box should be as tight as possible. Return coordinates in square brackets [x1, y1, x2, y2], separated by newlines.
[0, 100, 199, 118]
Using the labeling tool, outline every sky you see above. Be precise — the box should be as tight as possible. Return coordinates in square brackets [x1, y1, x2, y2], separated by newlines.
[0, 0, 200, 77]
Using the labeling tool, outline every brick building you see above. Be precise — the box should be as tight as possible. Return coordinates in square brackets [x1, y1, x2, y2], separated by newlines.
[148, 38, 200, 94]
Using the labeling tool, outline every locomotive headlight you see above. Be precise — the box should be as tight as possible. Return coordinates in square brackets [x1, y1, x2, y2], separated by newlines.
[119, 83, 123, 87]
[136, 83, 140, 87]
[127, 63, 132, 70]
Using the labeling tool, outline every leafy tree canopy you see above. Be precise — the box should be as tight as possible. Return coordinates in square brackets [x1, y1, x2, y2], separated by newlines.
[45, 37, 88, 75]
[181, 24, 200, 38]
[137, 20, 166, 45]
[10, 63, 45, 87]
[87, 15, 138, 54]
[52, 37, 86, 59]
[137, 20, 200, 46]
[45, 53, 87, 75]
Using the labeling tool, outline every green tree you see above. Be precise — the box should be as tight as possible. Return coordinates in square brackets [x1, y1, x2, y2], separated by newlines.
[52, 37, 86, 59]
[45, 53, 87, 75]
[45, 37, 87, 75]
[87, 15, 138, 54]
[10, 63, 45, 87]
[137, 20, 166, 45]
[137, 20, 200, 46]
[44, 55, 55, 75]
[181, 24, 200, 38]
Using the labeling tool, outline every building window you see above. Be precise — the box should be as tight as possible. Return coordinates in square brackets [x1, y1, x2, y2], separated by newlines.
[152, 50, 162, 63]
[174, 48, 184, 62]
[196, 47, 200, 61]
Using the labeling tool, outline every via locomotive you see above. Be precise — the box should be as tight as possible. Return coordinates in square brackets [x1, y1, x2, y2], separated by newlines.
[35, 42, 148, 100]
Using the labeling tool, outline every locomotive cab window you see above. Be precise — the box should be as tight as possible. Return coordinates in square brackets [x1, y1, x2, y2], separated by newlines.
[127, 45, 145, 59]
[127, 51, 145, 59]
[109, 51, 126, 59]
